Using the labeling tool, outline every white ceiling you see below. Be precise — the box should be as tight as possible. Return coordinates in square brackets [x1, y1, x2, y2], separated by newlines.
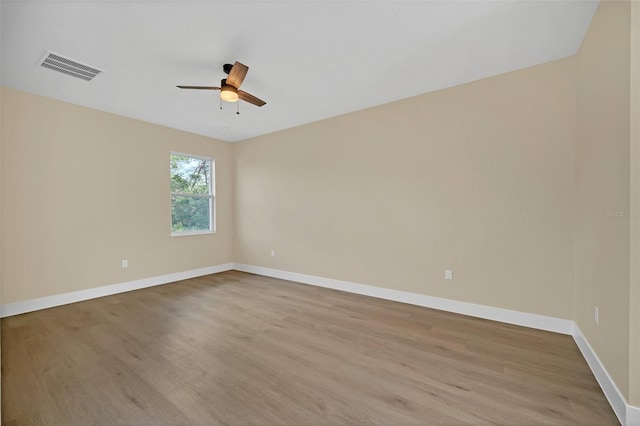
[1, 1, 598, 142]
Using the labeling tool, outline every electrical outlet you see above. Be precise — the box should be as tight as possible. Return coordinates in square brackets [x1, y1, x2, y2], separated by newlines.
[594, 306, 599, 324]
[122, 259, 128, 268]
[271, 250, 276, 257]
[445, 269, 453, 280]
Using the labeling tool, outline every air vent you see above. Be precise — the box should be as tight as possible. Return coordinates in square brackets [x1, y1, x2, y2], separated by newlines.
[40, 52, 102, 81]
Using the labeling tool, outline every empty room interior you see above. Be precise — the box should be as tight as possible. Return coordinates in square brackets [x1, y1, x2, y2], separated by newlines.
[1, 0, 640, 424]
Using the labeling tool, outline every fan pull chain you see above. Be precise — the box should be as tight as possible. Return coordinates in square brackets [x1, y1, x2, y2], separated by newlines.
[220, 97, 222, 110]
[236, 102, 240, 115]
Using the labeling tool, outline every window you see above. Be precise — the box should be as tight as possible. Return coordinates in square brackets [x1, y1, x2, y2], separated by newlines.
[170, 153, 214, 235]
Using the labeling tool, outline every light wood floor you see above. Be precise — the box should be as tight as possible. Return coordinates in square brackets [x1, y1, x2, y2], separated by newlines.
[2, 271, 618, 425]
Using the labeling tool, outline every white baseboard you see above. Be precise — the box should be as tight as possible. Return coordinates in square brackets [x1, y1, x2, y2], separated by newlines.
[232, 263, 573, 335]
[628, 405, 640, 426]
[234, 263, 640, 426]
[573, 324, 628, 425]
[0, 263, 234, 318]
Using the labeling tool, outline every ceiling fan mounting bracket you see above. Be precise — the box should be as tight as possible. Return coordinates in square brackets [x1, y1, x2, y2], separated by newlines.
[223, 63, 233, 75]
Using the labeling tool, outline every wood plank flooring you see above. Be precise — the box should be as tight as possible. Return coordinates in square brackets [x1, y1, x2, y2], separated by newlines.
[2, 271, 618, 425]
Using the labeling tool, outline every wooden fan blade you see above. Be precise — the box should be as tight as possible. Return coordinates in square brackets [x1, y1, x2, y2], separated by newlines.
[176, 85, 221, 90]
[226, 62, 249, 88]
[238, 90, 266, 107]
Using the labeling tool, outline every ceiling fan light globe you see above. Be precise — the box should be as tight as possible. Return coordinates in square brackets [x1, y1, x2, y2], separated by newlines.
[220, 85, 239, 102]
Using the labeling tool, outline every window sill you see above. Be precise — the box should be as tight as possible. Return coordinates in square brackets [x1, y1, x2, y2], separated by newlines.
[171, 230, 216, 237]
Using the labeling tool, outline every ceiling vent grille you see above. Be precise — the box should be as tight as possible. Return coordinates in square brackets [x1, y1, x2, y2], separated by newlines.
[40, 52, 102, 81]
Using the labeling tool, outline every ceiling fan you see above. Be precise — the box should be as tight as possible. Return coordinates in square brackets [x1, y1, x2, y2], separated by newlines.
[177, 61, 266, 107]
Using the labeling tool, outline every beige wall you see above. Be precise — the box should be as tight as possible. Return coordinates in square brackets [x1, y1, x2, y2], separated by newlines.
[0, 87, 234, 304]
[234, 57, 577, 320]
[575, 0, 632, 402]
[631, 0, 640, 407]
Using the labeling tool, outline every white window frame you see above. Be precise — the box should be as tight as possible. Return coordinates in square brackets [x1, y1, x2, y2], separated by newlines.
[170, 152, 215, 236]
